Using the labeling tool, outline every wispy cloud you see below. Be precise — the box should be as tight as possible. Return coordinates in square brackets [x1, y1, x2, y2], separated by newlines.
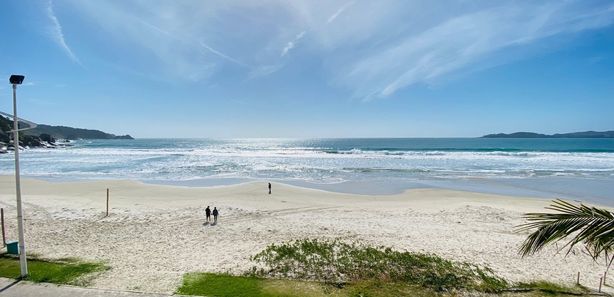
[327, 1, 354, 24]
[60, 0, 614, 96]
[248, 64, 284, 79]
[200, 41, 247, 67]
[336, 1, 614, 99]
[46, 0, 82, 66]
[281, 31, 306, 57]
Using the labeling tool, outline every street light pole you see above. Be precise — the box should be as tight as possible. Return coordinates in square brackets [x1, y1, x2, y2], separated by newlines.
[10, 75, 27, 278]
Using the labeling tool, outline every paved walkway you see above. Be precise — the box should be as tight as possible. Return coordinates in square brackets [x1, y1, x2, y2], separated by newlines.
[0, 278, 185, 297]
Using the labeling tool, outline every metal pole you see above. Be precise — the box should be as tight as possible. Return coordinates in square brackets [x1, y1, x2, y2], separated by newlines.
[1, 208, 5, 247]
[12, 84, 28, 277]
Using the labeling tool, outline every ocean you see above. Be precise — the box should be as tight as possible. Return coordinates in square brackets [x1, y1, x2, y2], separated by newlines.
[1, 138, 613, 204]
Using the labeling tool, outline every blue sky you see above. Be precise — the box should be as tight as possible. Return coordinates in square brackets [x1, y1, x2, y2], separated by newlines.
[1, 0, 613, 138]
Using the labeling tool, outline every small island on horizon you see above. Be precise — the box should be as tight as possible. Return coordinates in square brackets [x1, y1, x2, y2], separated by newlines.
[482, 131, 614, 138]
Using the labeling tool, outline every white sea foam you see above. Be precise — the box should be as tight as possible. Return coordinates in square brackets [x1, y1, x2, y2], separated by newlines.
[1, 139, 614, 183]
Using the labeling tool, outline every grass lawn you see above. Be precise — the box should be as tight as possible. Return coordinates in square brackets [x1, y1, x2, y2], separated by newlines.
[176, 273, 440, 297]
[0, 254, 107, 285]
[177, 273, 594, 297]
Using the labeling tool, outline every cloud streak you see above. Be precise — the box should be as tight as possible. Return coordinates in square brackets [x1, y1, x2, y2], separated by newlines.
[60, 0, 614, 97]
[281, 31, 306, 57]
[200, 41, 247, 67]
[327, 1, 354, 24]
[248, 64, 284, 79]
[337, 1, 614, 99]
[46, 0, 81, 65]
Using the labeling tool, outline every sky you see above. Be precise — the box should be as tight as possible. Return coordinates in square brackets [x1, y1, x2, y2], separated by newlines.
[0, 0, 613, 138]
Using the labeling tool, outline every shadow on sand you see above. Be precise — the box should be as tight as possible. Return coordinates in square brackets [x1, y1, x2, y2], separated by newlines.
[0, 279, 21, 293]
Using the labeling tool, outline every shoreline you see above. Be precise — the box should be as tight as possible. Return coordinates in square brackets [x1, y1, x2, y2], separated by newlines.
[0, 174, 558, 204]
[0, 176, 610, 293]
[11, 174, 614, 206]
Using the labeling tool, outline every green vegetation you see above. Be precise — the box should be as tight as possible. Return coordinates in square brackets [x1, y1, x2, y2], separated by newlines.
[177, 239, 601, 297]
[516, 281, 589, 296]
[250, 239, 508, 293]
[26, 123, 133, 140]
[519, 199, 614, 278]
[178, 273, 266, 297]
[0, 115, 133, 145]
[0, 115, 45, 146]
[519, 199, 614, 258]
[177, 273, 317, 297]
[177, 273, 595, 297]
[0, 255, 107, 285]
[177, 273, 451, 297]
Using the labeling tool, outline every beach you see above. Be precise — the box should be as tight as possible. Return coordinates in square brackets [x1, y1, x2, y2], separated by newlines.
[3, 0, 613, 294]
[2, 138, 614, 204]
[0, 175, 609, 293]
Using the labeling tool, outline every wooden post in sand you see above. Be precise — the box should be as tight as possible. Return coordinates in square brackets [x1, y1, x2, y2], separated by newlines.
[576, 272, 580, 285]
[599, 277, 603, 292]
[1, 208, 5, 246]
[106, 188, 109, 217]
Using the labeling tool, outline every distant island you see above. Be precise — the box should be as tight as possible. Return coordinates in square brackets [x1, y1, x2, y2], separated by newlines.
[482, 131, 614, 138]
[25, 124, 134, 140]
[0, 115, 133, 150]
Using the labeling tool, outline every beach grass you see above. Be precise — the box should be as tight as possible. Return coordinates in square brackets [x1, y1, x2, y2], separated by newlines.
[178, 239, 506, 296]
[177, 240, 599, 297]
[250, 239, 508, 293]
[515, 281, 590, 295]
[0, 254, 107, 285]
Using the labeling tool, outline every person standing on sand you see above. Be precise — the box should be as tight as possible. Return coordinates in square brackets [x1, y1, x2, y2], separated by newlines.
[268, 182, 272, 195]
[205, 206, 211, 223]
[212, 207, 219, 224]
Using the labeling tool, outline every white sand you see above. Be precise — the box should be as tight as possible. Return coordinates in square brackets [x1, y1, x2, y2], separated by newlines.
[0, 176, 609, 293]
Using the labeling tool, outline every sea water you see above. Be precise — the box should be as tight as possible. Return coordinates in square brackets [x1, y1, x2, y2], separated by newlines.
[1, 138, 613, 204]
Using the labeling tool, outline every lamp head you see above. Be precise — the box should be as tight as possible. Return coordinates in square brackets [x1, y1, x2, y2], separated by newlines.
[9, 75, 25, 85]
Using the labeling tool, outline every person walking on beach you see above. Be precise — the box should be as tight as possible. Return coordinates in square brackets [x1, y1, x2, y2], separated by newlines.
[268, 182, 272, 195]
[212, 207, 219, 224]
[205, 206, 211, 223]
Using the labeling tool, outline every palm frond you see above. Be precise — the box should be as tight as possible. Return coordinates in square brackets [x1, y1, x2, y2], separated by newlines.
[518, 199, 614, 257]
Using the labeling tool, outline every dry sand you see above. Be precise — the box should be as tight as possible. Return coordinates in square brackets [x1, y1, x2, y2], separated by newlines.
[0, 176, 609, 293]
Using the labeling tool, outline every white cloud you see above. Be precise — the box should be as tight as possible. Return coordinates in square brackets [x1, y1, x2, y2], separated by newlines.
[327, 1, 354, 24]
[46, 0, 82, 65]
[335, 1, 614, 99]
[281, 31, 306, 57]
[200, 42, 247, 67]
[59, 0, 614, 96]
[248, 64, 284, 79]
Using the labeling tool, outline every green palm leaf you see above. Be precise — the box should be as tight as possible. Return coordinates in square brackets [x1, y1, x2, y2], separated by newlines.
[518, 199, 614, 258]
